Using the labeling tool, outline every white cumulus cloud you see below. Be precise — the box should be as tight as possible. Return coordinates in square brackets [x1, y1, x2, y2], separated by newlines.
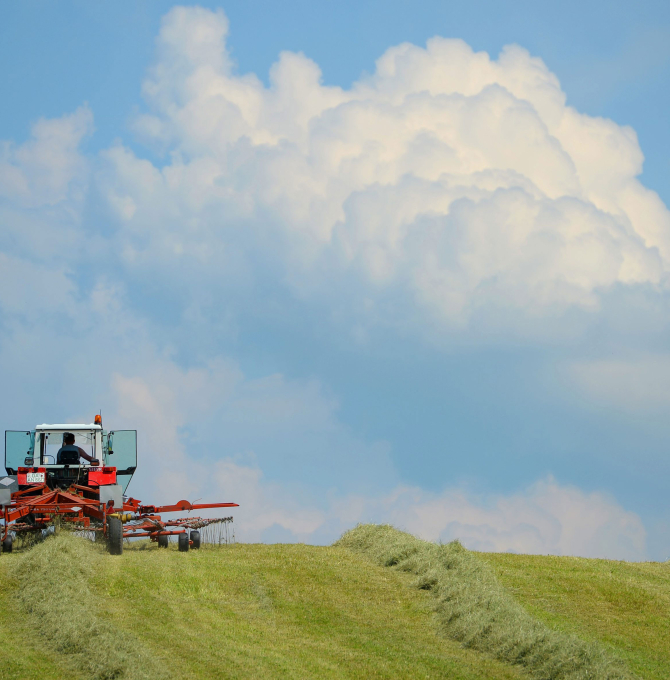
[335, 477, 646, 560]
[0, 105, 92, 208]
[0, 7, 663, 560]
[107, 363, 646, 560]
[93, 5, 670, 338]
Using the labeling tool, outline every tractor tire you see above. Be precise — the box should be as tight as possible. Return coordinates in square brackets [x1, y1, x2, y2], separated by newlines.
[157, 534, 169, 548]
[178, 532, 190, 552]
[190, 530, 201, 549]
[2, 536, 13, 553]
[107, 517, 123, 555]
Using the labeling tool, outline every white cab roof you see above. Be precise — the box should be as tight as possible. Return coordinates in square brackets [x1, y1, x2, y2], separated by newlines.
[35, 424, 102, 431]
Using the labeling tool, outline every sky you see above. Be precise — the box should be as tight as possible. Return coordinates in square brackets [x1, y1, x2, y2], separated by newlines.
[1, 1, 669, 560]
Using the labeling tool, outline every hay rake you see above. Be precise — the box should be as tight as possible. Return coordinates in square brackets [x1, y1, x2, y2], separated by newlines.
[2, 419, 238, 555]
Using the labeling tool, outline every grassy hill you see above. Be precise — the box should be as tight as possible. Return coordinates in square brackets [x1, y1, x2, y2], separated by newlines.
[479, 552, 670, 680]
[0, 526, 667, 680]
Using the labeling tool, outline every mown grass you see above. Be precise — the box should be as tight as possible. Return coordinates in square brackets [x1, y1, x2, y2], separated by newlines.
[479, 552, 670, 680]
[336, 524, 635, 680]
[96, 540, 524, 679]
[0, 533, 524, 680]
[0, 558, 82, 680]
[7, 533, 170, 680]
[2, 527, 666, 680]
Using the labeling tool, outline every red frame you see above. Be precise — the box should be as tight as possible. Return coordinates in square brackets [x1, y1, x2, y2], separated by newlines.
[1, 465, 238, 545]
[16, 466, 47, 486]
[87, 467, 116, 486]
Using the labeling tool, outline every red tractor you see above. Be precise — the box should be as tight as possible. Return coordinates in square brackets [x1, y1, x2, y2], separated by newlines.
[2, 418, 237, 554]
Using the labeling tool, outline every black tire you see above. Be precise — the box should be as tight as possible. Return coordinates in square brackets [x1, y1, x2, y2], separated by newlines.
[178, 532, 189, 552]
[157, 534, 169, 548]
[2, 536, 13, 553]
[107, 517, 123, 555]
[190, 530, 201, 549]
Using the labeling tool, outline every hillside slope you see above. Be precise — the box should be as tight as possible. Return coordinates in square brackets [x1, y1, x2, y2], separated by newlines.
[0, 534, 522, 680]
[0, 560, 84, 680]
[336, 524, 645, 680]
[0, 528, 667, 680]
[480, 552, 670, 680]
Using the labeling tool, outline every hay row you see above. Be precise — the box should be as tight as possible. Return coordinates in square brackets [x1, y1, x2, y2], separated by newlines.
[336, 524, 636, 680]
[10, 532, 169, 680]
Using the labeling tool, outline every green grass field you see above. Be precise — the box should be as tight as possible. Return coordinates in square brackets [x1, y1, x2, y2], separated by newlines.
[479, 552, 670, 680]
[0, 560, 83, 680]
[0, 528, 667, 680]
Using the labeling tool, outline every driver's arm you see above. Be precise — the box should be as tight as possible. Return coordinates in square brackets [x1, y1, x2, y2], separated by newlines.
[77, 446, 95, 463]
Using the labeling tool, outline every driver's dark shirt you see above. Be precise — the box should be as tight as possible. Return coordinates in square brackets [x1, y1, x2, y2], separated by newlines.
[56, 445, 84, 464]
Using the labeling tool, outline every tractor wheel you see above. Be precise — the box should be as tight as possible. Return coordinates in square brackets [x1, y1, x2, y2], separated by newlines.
[178, 532, 190, 552]
[107, 517, 123, 555]
[190, 530, 201, 549]
[157, 534, 169, 548]
[2, 536, 13, 553]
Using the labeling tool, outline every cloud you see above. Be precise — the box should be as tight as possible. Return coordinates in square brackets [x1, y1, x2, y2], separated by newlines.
[338, 477, 646, 560]
[107, 360, 398, 505]
[91, 6, 670, 340]
[0, 7, 664, 560]
[567, 354, 670, 414]
[107, 364, 646, 560]
[0, 106, 94, 307]
[226, 469, 647, 560]
[0, 106, 92, 208]
[169, 451, 648, 560]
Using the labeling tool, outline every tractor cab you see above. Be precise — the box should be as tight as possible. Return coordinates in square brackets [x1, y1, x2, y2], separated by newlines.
[5, 422, 137, 493]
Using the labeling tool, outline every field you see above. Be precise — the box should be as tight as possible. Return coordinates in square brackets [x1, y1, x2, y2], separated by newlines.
[0, 526, 667, 680]
[480, 552, 670, 680]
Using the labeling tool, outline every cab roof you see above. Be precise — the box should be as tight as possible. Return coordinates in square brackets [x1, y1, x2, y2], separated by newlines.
[35, 424, 103, 431]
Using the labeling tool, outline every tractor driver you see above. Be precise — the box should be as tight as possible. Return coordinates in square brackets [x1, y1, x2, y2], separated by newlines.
[56, 432, 96, 465]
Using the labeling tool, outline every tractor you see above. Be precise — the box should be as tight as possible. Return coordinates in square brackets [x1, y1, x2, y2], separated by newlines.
[1, 417, 238, 554]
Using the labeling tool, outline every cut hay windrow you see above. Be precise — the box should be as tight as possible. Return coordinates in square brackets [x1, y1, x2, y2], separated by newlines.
[336, 524, 637, 680]
[10, 532, 170, 680]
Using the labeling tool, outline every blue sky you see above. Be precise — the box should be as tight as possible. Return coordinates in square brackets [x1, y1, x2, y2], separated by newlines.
[1, 2, 669, 559]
